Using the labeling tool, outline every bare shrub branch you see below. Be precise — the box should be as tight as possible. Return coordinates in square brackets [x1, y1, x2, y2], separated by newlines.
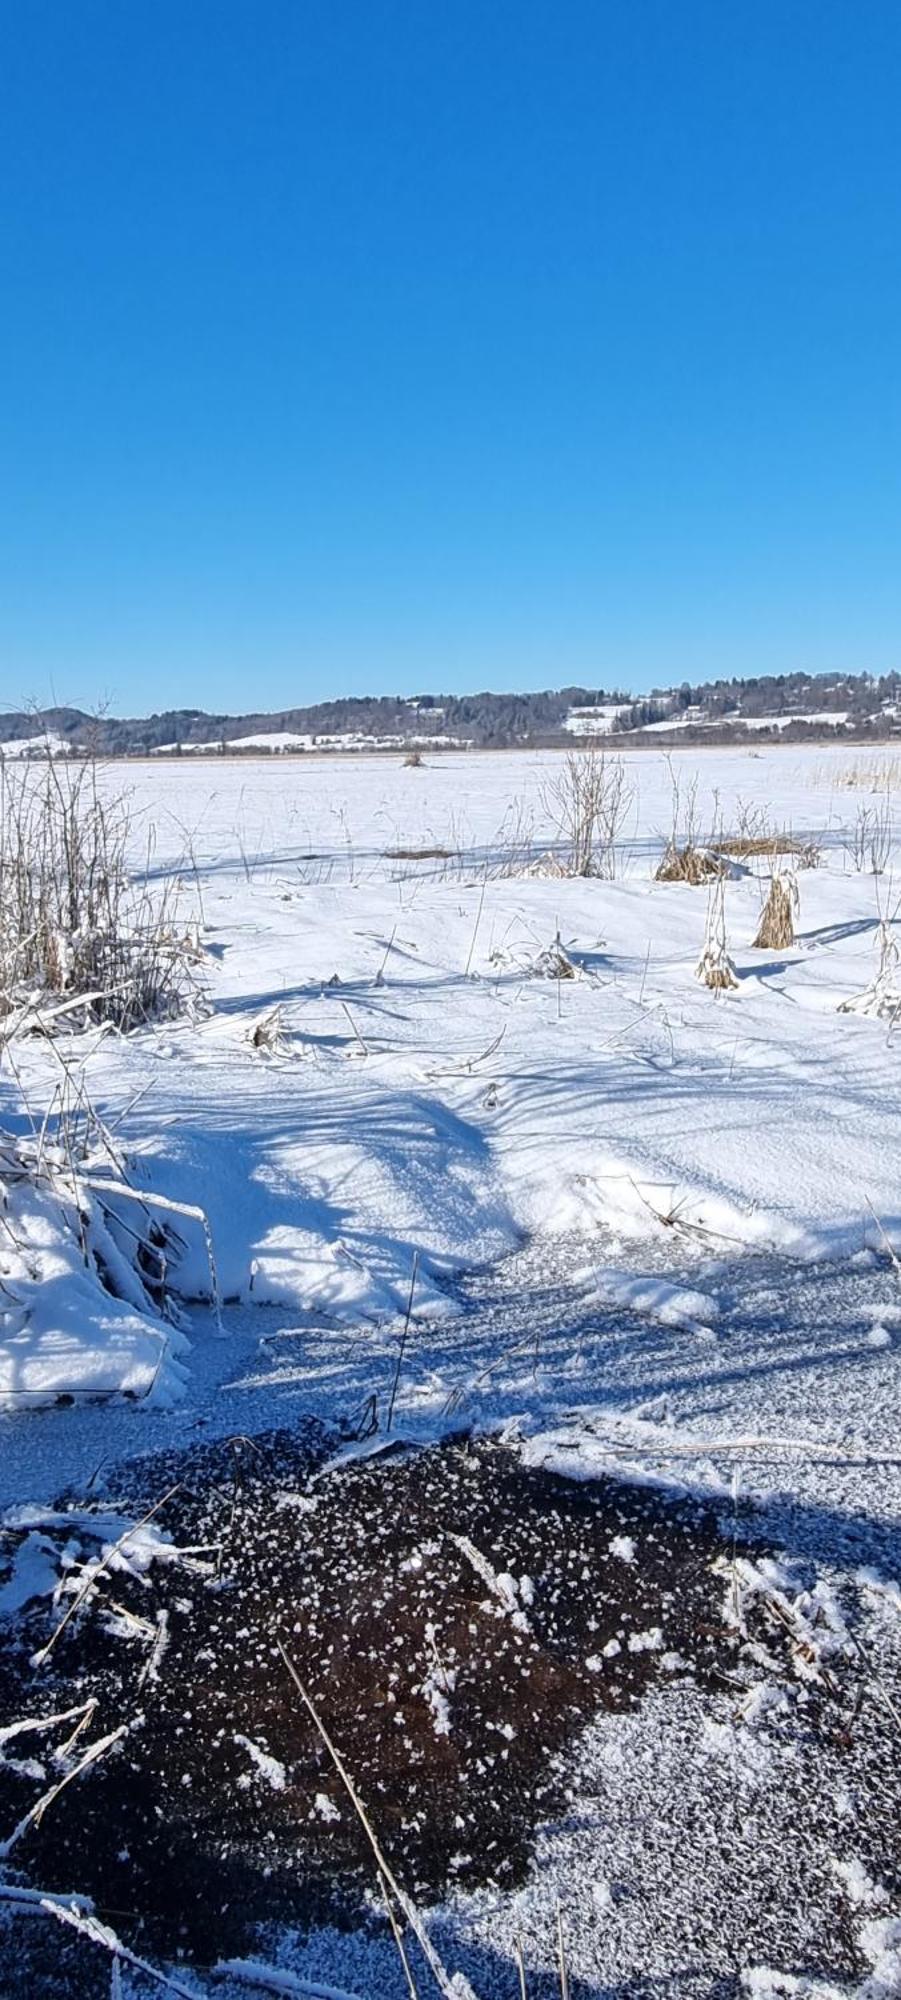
[543, 746, 632, 879]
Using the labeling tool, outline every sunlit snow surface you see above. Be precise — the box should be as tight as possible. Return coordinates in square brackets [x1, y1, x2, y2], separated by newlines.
[0, 743, 899, 1996]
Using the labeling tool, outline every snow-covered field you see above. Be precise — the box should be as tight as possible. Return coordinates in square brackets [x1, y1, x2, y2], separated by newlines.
[0, 742, 899, 1999]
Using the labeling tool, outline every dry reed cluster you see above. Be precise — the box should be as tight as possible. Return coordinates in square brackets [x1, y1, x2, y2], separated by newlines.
[0, 759, 203, 1032]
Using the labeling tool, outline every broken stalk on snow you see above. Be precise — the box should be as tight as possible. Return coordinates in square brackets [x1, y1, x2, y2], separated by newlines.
[463, 875, 488, 978]
[622, 1174, 748, 1248]
[340, 1001, 369, 1057]
[277, 1648, 419, 2000]
[556, 1902, 570, 2000]
[211, 1961, 366, 1999]
[514, 1935, 528, 2000]
[424, 1023, 506, 1081]
[638, 939, 651, 1006]
[864, 1197, 901, 1286]
[842, 1623, 901, 1731]
[386, 1250, 420, 1433]
[442, 1327, 540, 1417]
[374, 926, 397, 986]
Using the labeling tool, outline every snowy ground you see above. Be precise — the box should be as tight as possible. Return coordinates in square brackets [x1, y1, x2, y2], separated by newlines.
[0, 742, 899, 1998]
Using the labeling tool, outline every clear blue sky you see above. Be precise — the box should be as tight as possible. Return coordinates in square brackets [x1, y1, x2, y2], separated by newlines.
[1, 1, 899, 715]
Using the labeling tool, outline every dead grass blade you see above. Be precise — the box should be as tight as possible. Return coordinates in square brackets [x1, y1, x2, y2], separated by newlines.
[277, 1643, 479, 2000]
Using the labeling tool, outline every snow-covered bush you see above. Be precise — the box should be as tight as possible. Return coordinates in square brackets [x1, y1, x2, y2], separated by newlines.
[0, 1099, 213, 1406]
[839, 918, 901, 1024]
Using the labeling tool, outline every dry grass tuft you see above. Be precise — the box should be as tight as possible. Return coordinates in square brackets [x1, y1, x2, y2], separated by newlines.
[0, 760, 204, 1033]
[533, 932, 578, 980]
[715, 832, 819, 867]
[514, 850, 569, 880]
[696, 950, 738, 992]
[752, 873, 799, 950]
[656, 842, 724, 885]
[821, 755, 901, 793]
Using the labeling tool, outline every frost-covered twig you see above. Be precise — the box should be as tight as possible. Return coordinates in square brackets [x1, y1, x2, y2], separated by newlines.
[864, 1198, 901, 1285]
[0, 1725, 127, 1857]
[213, 1959, 366, 1999]
[0, 1883, 93, 1915]
[450, 1534, 531, 1629]
[535, 1424, 900, 1466]
[0, 1701, 96, 1750]
[556, 1904, 570, 2000]
[514, 1937, 528, 2000]
[39, 1899, 197, 1998]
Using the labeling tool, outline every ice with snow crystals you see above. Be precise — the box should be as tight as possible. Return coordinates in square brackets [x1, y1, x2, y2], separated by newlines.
[627, 1626, 663, 1652]
[0, 1531, 59, 1616]
[831, 1858, 888, 1909]
[855, 1565, 901, 1612]
[233, 1733, 287, 1791]
[582, 1266, 720, 1332]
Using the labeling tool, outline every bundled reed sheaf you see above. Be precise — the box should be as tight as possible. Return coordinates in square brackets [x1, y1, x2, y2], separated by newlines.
[839, 919, 901, 1024]
[752, 871, 799, 950]
[0, 759, 204, 1032]
[713, 831, 819, 868]
[695, 875, 738, 992]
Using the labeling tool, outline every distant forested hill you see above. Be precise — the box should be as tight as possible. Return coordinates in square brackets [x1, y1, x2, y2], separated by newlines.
[1, 670, 898, 754]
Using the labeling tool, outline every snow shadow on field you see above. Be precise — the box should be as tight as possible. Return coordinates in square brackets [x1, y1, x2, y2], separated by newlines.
[0, 1429, 759, 1988]
[121, 1075, 520, 1316]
